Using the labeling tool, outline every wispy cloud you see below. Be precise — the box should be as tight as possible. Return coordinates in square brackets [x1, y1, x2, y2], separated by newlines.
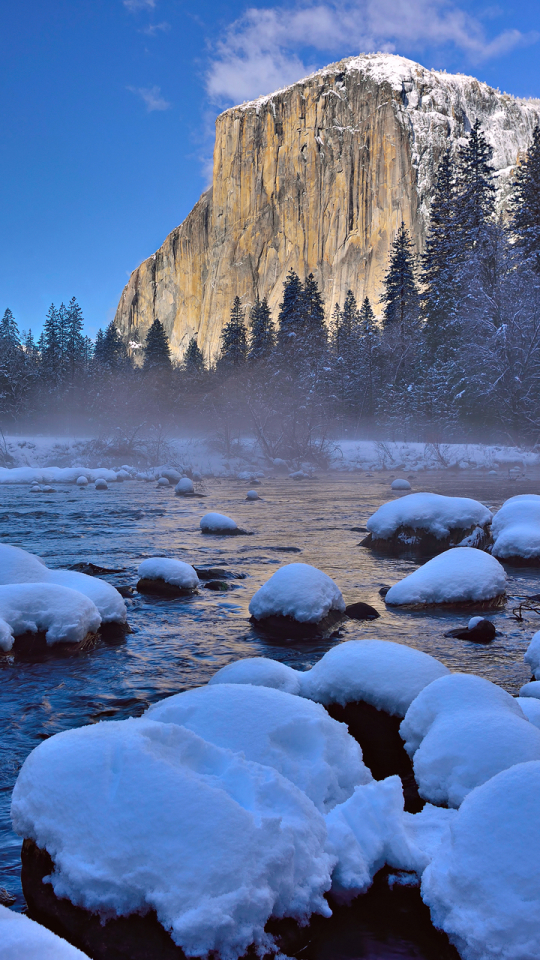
[140, 20, 170, 35]
[206, 0, 539, 105]
[123, 0, 156, 12]
[128, 85, 171, 111]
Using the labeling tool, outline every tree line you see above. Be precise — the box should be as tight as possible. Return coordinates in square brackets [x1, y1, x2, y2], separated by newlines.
[1, 119, 540, 451]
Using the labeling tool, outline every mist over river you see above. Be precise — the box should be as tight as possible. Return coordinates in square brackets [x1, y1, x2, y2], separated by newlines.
[1, 470, 539, 922]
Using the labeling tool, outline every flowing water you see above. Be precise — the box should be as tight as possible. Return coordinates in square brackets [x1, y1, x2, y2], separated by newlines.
[1, 471, 539, 952]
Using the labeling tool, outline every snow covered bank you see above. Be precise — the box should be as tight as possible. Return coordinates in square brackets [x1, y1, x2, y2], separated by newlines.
[491, 495, 540, 564]
[0, 905, 90, 959]
[385, 548, 507, 608]
[364, 493, 492, 554]
[249, 563, 345, 637]
[0, 466, 120, 485]
[137, 558, 199, 595]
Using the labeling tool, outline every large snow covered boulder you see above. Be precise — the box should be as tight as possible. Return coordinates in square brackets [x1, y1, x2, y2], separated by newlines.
[401, 674, 540, 807]
[249, 563, 346, 638]
[0, 904, 90, 959]
[0, 583, 101, 652]
[491, 494, 540, 565]
[209, 656, 302, 695]
[363, 493, 492, 556]
[385, 547, 507, 608]
[12, 718, 334, 960]
[200, 512, 240, 534]
[174, 477, 194, 496]
[146, 683, 371, 812]
[136, 558, 199, 596]
[524, 629, 540, 678]
[421, 760, 540, 960]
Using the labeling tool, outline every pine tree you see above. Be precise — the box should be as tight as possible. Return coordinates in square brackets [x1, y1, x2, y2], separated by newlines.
[65, 297, 86, 382]
[219, 297, 247, 368]
[455, 119, 495, 246]
[421, 148, 460, 344]
[248, 297, 275, 361]
[144, 318, 172, 370]
[93, 328, 106, 364]
[41, 304, 62, 383]
[358, 297, 379, 417]
[301, 273, 327, 355]
[509, 124, 540, 271]
[184, 335, 206, 374]
[380, 222, 419, 331]
[0, 309, 21, 352]
[277, 269, 303, 351]
[329, 290, 360, 405]
[99, 321, 129, 369]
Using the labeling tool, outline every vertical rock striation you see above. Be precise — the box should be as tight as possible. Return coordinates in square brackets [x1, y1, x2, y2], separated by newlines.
[114, 54, 540, 361]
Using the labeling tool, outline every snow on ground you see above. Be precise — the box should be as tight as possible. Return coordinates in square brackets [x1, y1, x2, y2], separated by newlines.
[491, 495, 540, 560]
[366, 493, 492, 540]
[0, 583, 101, 650]
[516, 697, 540, 728]
[385, 548, 507, 606]
[422, 761, 540, 960]
[524, 630, 540, 678]
[401, 674, 540, 807]
[0, 904, 90, 959]
[137, 558, 199, 590]
[11, 718, 334, 960]
[209, 657, 302, 695]
[518, 681, 540, 699]
[145, 683, 372, 812]
[200, 512, 238, 533]
[249, 563, 345, 624]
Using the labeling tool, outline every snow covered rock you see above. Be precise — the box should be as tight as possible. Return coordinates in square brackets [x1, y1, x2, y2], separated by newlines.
[174, 477, 194, 496]
[518, 680, 540, 699]
[200, 512, 239, 534]
[364, 493, 492, 555]
[385, 547, 507, 608]
[30, 484, 42, 493]
[156, 477, 170, 487]
[246, 490, 260, 500]
[0, 583, 101, 651]
[136, 558, 199, 596]
[94, 478, 108, 490]
[516, 696, 540, 728]
[116, 470, 131, 481]
[249, 563, 345, 637]
[421, 760, 540, 960]
[0, 904, 90, 959]
[446, 617, 496, 643]
[491, 494, 540, 564]
[0, 544, 48, 584]
[12, 718, 334, 960]
[146, 683, 371, 812]
[391, 478, 411, 491]
[524, 629, 540, 678]
[76, 476, 88, 487]
[209, 656, 302, 694]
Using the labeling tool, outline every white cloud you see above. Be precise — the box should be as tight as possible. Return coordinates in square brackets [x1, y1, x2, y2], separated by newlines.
[140, 21, 170, 35]
[123, 0, 156, 12]
[206, 0, 539, 105]
[128, 85, 171, 111]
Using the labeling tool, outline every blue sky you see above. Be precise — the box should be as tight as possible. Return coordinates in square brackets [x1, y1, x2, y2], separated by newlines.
[1, 0, 539, 337]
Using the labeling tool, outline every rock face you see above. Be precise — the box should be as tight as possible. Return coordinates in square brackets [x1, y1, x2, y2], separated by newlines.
[114, 53, 540, 361]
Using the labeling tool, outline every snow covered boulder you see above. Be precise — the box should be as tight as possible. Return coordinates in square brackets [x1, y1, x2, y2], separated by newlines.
[249, 563, 346, 638]
[516, 696, 540, 728]
[0, 544, 48, 584]
[200, 512, 243, 535]
[146, 683, 372, 812]
[159, 468, 181, 485]
[385, 547, 507, 609]
[0, 583, 101, 652]
[446, 617, 496, 643]
[363, 493, 492, 556]
[76, 476, 88, 487]
[13, 719, 334, 960]
[30, 484, 42, 493]
[391, 478, 411, 491]
[94, 478, 108, 490]
[491, 494, 540, 565]
[0, 904, 90, 959]
[156, 477, 170, 487]
[524, 629, 540, 678]
[518, 680, 540, 699]
[174, 477, 194, 496]
[421, 761, 540, 960]
[136, 558, 199, 596]
[209, 656, 303, 695]
[246, 489, 260, 500]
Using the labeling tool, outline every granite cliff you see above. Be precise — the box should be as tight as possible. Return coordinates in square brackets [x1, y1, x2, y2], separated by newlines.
[114, 53, 540, 361]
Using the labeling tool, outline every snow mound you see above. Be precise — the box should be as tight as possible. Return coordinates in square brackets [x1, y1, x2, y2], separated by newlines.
[518, 680, 540, 699]
[200, 512, 238, 533]
[249, 563, 345, 624]
[367, 493, 491, 540]
[516, 697, 540, 728]
[0, 583, 101, 650]
[175, 477, 194, 495]
[157, 477, 170, 487]
[385, 547, 506, 606]
[146, 683, 371, 812]
[95, 478, 108, 490]
[76, 476, 88, 486]
[524, 630, 540, 678]
[209, 657, 302, 695]
[11, 718, 334, 959]
[246, 490, 260, 500]
[422, 761, 540, 960]
[299, 639, 449, 716]
[0, 544, 48, 584]
[47, 570, 127, 624]
[137, 558, 199, 590]
[391, 478, 411, 491]
[491, 496, 540, 560]
[0, 904, 90, 959]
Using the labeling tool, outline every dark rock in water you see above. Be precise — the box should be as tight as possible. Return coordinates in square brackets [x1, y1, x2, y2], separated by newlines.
[193, 567, 246, 580]
[0, 887, 16, 906]
[204, 580, 232, 591]
[325, 700, 424, 814]
[201, 527, 251, 536]
[345, 602, 380, 621]
[494, 553, 540, 567]
[5, 630, 101, 658]
[116, 585, 135, 598]
[362, 523, 492, 558]
[379, 585, 391, 598]
[446, 619, 496, 643]
[136, 578, 197, 597]
[350, 527, 368, 533]
[265, 546, 302, 553]
[99, 622, 131, 642]
[251, 609, 345, 640]
[68, 562, 126, 575]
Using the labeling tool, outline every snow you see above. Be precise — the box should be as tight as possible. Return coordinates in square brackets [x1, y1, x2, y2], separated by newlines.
[299, 639, 449, 716]
[518, 680, 540, 699]
[146, 683, 371, 812]
[200, 512, 238, 533]
[76, 476, 88, 486]
[209, 656, 302, 695]
[0, 583, 101, 650]
[0, 905, 90, 959]
[468, 616, 484, 629]
[11, 718, 334, 960]
[385, 547, 507, 606]
[0, 544, 47, 584]
[175, 477, 194, 495]
[157, 477, 170, 487]
[95, 478, 108, 490]
[491, 496, 540, 560]
[0, 466, 119, 485]
[516, 697, 540, 728]
[524, 629, 540, 678]
[401, 674, 540, 807]
[246, 490, 260, 500]
[391, 478, 411, 490]
[367, 493, 492, 541]
[421, 760, 540, 960]
[137, 558, 199, 590]
[249, 563, 345, 624]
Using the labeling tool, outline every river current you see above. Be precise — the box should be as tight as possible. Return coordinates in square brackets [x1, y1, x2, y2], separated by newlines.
[1, 470, 539, 939]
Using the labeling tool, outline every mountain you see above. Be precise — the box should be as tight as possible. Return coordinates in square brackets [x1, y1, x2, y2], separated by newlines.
[113, 53, 540, 361]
